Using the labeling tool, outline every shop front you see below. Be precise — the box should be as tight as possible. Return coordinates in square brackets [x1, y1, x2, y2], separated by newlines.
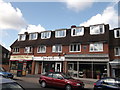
[33, 56, 65, 74]
[65, 54, 110, 79]
[109, 59, 120, 78]
[10, 55, 33, 76]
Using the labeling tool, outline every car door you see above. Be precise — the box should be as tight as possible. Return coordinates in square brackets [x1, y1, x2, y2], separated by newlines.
[52, 74, 65, 88]
[45, 73, 53, 86]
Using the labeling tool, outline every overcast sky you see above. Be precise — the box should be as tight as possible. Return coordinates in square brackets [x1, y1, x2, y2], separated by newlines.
[0, 0, 119, 50]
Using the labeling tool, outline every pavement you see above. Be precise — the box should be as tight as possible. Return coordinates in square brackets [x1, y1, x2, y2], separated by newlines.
[13, 73, 98, 89]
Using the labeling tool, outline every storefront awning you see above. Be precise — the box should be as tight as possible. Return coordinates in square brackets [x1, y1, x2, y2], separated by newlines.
[109, 59, 120, 65]
[10, 55, 34, 61]
[65, 54, 109, 62]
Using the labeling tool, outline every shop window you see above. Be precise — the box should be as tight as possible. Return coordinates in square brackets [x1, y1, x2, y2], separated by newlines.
[11, 61, 18, 70]
[114, 47, 120, 56]
[41, 31, 51, 39]
[69, 43, 81, 52]
[89, 43, 103, 52]
[55, 29, 66, 38]
[90, 25, 104, 35]
[18, 34, 26, 41]
[114, 29, 120, 38]
[24, 46, 32, 53]
[37, 45, 46, 53]
[13, 47, 19, 53]
[71, 27, 84, 36]
[52, 45, 62, 53]
[29, 33, 38, 40]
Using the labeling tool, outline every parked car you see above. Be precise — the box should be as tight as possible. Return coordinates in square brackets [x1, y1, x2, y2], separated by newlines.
[94, 77, 120, 90]
[0, 67, 14, 79]
[39, 72, 84, 90]
[0, 76, 24, 90]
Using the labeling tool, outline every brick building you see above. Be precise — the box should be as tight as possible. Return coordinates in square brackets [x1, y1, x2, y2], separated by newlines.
[109, 28, 120, 77]
[10, 24, 120, 78]
[0, 44, 10, 71]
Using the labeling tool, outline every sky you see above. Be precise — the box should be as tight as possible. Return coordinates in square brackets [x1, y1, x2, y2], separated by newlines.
[0, 0, 119, 51]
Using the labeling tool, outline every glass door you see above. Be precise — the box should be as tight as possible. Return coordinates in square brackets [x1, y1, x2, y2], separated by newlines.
[55, 62, 62, 72]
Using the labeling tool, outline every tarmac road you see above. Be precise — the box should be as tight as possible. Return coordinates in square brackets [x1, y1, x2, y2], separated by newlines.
[13, 74, 94, 90]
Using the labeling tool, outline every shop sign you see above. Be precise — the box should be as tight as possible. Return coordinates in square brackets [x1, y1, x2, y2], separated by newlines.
[34, 56, 65, 61]
[10, 55, 34, 61]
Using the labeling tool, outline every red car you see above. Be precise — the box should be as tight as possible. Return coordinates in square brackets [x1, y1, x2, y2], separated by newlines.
[39, 72, 84, 90]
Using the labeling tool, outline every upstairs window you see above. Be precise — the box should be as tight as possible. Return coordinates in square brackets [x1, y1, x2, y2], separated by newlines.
[69, 43, 81, 52]
[13, 47, 19, 53]
[52, 45, 62, 53]
[114, 29, 120, 38]
[71, 27, 84, 36]
[89, 43, 103, 52]
[3, 53, 6, 58]
[55, 29, 66, 38]
[90, 25, 104, 35]
[29, 33, 38, 40]
[37, 45, 46, 53]
[114, 47, 120, 56]
[24, 46, 32, 53]
[70, 43, 81, 52]
[18, 34, 26, 41]
[41, 31, 51, 39]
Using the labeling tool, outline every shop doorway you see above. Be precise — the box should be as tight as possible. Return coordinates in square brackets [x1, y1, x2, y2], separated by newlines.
[55, 63, 62, 72]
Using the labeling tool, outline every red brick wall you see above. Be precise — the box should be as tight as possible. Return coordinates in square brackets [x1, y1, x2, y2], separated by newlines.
[12, 43, 109, 57]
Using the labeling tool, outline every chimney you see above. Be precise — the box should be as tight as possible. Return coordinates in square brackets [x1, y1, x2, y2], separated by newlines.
[71, 25, 76, 28]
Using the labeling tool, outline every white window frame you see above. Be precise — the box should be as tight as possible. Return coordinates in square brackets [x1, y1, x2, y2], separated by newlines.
[114, 29, 120, 38]
[41, 31, 51, 39]
[29, 33, 38, 40]
[3, 53, 6, 58]
[55, 29, 66, 38]
[71, 27, 84, 36]
[37, 45, 46, 53]
[52, 45, 62, 53]
[24, 46, 32, 53]
[13, 47, 20, 53]
[89, 43, 103, 52]
[69, 43, 81, 52]
[114, 47, 120, 56]
[18, 34, 26, 41]
[90, 25, 105, 35]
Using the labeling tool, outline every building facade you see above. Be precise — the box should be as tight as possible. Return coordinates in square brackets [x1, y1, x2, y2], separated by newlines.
[0, 44, 10, 71]
[10, 24, 120, 78]
[109, 28, 120, 77]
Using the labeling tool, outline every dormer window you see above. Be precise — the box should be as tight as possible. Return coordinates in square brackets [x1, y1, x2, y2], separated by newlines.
[29, 33, 38, 40]
[71, 27, 84, 36]
[18, 34, 26, 41]
[55, 29, 66, 38]
[90, 25, 104, 35]
[41, 31, 51, 39]
[114, 29, 120, 38]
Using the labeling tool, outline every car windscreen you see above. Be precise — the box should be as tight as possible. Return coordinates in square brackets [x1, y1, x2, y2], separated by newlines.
[61, 73, 72, 79]
[2, 82, 24, 90]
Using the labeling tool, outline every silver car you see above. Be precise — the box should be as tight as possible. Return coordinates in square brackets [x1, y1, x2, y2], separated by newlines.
[0, 76, 24, 90]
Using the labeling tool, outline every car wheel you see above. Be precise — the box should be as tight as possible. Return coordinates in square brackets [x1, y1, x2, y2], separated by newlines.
[41, 81, 47, 88]
[65, 84, 72, 90]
